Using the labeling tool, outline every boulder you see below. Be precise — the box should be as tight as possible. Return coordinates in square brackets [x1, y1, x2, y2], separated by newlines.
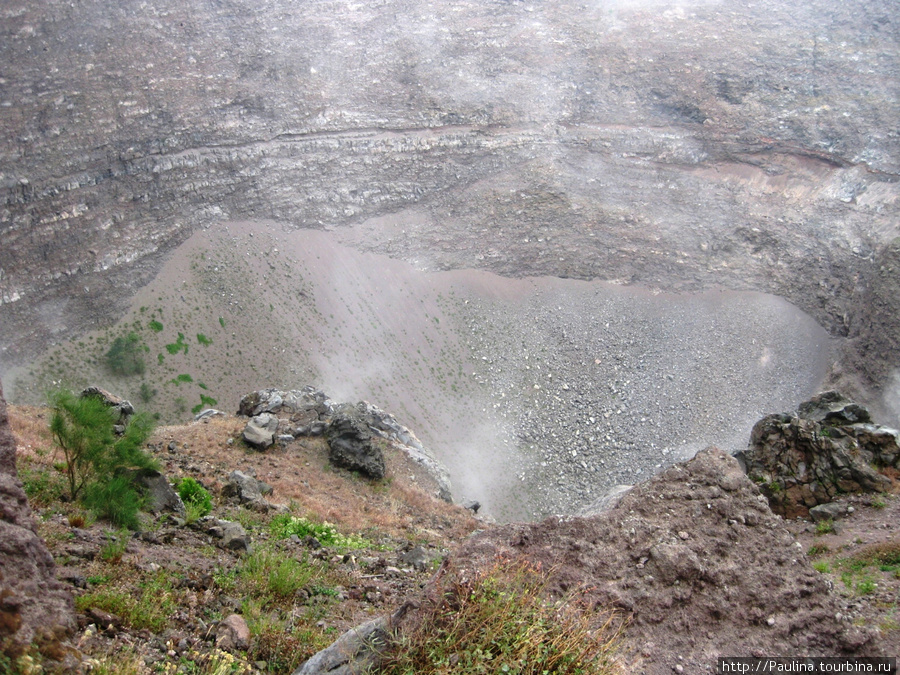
[216, 614, 250, 651]
[204, 518, 251, 551]
[130, 469, 186, 517]
[222, 470, 273, 508]
[736, 392, 897, 518]
[325, 407, 385, 480]
[0, 380, 76, 661]
[80, 386, 135, 427]
[242, 413, 278, 449]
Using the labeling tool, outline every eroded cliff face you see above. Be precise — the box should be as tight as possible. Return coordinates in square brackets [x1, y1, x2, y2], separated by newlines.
[1, 0, 898, 401]
[0, 380, 75, 661]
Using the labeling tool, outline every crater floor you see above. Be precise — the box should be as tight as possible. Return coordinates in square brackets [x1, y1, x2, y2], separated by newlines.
[10, 221, 832, 520]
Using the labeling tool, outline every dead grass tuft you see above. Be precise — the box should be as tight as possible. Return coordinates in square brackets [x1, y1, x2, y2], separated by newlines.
[381, 558, 626, 675]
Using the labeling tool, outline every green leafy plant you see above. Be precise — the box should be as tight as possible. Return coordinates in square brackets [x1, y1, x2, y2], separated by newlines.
[165, 332, 189, 355]
[105, 333, 146, 376]
[48, 389, 156, 528]
[269, 514, 369, 550]
[177, 477, 213, 519]
[815, 519, 835, 535]
[148, 320, 164, 332]
[197, 333, 213, 346]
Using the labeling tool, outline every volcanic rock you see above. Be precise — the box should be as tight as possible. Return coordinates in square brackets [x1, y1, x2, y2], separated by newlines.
[737, 392, 897, 518]
[242, 413, 278, 450]
[0, 380, 76, 660]
[325, 407, 386, 480]
[130, 469, 186, 518]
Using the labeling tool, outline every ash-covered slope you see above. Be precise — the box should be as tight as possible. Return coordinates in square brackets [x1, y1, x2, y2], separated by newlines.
[1, 0, 899, 416]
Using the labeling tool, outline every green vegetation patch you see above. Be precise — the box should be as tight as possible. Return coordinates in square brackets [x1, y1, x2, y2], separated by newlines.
[269, 514, 369, 550]
[176, 477, 213, 520]
[165, 332, 189, 355]
[48, 388, 156, 529]
[105, 332, 146, 376]
[75, 571, 178, 632]
[197, 333, 213, 346]
[148, 320, 164, 332]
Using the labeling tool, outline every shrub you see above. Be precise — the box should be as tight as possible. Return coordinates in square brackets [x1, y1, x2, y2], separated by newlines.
[138, 382, 157, 403]
[105, 333, 146, 376]
[83, 475, 145, 530]
[378, 560, 624, 675]
[49, 389, 156, 528]
[177, 477, 212, 518]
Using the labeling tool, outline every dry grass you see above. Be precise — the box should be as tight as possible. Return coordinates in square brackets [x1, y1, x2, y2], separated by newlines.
[155, 416, 479, 543]
[380, 559, 626, 675]
[8, 405, 58, 463]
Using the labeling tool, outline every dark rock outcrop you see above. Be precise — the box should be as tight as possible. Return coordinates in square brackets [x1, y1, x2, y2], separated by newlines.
[325, 406, 386, 480]
[0, 380, 76, 660]
[737, 392, 898, 518]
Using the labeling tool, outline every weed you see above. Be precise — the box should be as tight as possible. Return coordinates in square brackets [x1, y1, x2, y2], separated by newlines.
[197, 333, 213, 346]
[75, 571, 177, 632]
[173, 373, 194, 384]
[99, 530, 129, 564]
[379, 560, 624, 675]
[807, 544, 829, 557]
[18, 465, 65, 507]
[871, 497, 886, 509]
[149, 320, 164, 333]
[177, 477, 213, 519]
[269, 514, 369, 550]
[238, 547, 321, 601]
[815, 519, 835, 535]
[812, 561, 832, 574]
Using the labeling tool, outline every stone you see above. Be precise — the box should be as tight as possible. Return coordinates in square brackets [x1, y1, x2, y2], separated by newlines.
[325, 407, 385, 480]
[0, 379, 76, 661]
[293, 603, 416, 675]
[193, 408, 226, 422]
[242, 413, 278, 449]
[399, 546, 430, 572]
[222, 470, 273, 507]
[736, 392, 897, 518]
[216, 614, 250, 651]
[130, 469, 186, 517]
[809, 502, 848, 522]
[205, 518, 251, 551]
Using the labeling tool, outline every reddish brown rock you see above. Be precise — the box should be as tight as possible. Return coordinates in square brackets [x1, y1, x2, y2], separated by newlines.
[388, 447, 877, 675]
[0, 379, 75, 659]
